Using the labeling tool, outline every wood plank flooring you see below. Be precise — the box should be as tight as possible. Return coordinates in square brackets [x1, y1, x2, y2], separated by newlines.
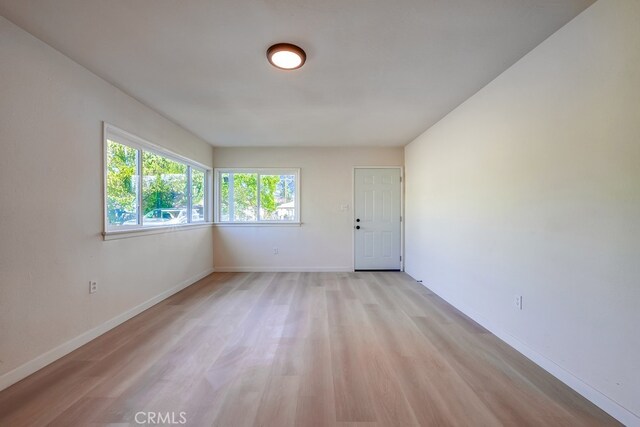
[0, 272, 619, 426]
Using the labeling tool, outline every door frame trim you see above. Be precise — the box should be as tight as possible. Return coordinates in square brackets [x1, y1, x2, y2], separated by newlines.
[352, 166, 404, 272]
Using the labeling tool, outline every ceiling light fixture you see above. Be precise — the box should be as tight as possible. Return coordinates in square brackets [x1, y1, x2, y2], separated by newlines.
[267, 43, 306, 70]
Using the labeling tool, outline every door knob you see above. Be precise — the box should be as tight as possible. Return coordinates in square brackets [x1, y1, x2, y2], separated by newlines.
[356, 225, 361, 230]
[356, 218, 360, 222]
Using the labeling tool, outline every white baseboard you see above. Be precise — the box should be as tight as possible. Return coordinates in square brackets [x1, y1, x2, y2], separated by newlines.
[214, 266, 352, 272]
[415, 279, 639, 427]
[0, 267, 215, 392]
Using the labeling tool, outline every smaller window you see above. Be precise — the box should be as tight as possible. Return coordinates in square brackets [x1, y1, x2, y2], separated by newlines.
[215, 168, 300, 223]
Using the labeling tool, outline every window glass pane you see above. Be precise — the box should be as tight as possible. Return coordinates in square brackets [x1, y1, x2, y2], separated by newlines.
[260, 174, 296, 221]
[142, 152, 188, 227]
[191, 168, 206, 222]
[232, 173, 258, 221]
[220, 172, 230, 222]
[106, 139, 139, 227]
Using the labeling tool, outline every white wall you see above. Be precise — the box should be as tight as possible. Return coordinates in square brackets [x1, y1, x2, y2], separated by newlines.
[212, 147, 403, 271]
[0, 17, 214, 389]
[404, 0, 640, 423]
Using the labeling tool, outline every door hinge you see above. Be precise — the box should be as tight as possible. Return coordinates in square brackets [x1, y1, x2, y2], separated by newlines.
[400, 215, 402, 222]
[400, 176, 403, 183]
[400, 255, 402, 261]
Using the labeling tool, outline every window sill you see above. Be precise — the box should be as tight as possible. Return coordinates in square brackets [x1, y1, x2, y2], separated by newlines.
[103, 222, 213, 240]
[213, 222, 302, 227]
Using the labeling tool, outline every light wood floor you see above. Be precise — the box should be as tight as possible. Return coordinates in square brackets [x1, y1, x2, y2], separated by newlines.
[0, 272, 618, 426]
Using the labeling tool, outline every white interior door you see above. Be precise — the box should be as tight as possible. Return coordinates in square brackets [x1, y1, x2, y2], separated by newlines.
[354, 168, 401, 270]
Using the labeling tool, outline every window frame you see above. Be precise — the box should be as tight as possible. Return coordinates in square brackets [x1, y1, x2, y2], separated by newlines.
[103, 123, 212, 236]
[214, 167, 301, 224]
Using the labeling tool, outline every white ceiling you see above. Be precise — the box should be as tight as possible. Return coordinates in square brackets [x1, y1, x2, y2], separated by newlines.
[0, 0, 594, 147]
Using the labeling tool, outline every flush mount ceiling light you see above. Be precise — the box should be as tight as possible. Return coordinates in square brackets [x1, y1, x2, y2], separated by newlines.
[267, 43, 306, 70]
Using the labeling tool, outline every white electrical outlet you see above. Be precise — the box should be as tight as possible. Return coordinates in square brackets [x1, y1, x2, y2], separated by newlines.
[90, 281, 97, 294]
[273, 247, 279, 255]
[515, 295, 523, 310]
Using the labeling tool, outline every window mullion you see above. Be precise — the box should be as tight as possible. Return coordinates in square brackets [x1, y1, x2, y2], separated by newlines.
[205, 170, 209, 222]
[295, 171, 300, 222]
[137, 148, 143, 226]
